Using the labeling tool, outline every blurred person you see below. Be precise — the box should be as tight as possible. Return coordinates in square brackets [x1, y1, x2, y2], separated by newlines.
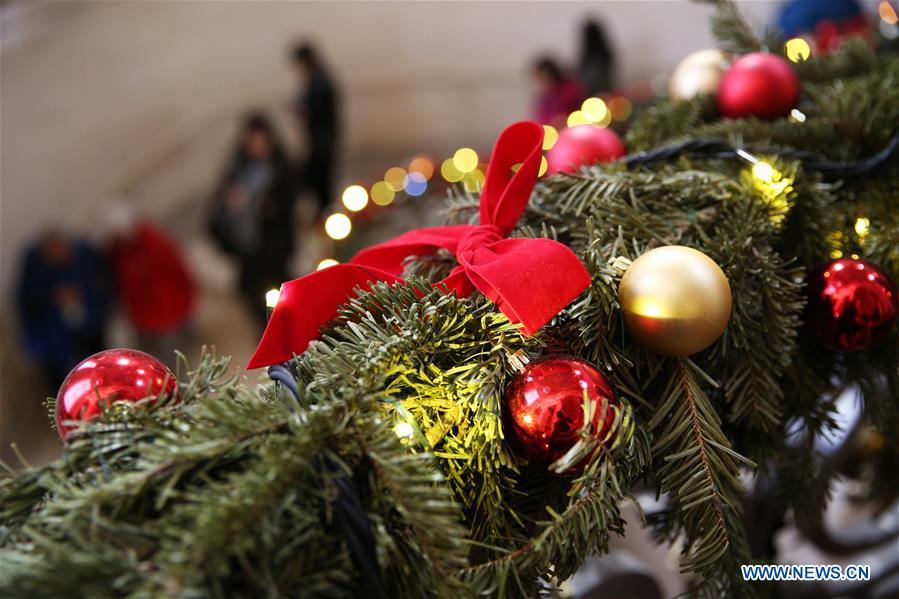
[291, 42, 340, 215]
[209, 112, 296, 329]
[579, 19, 616, 96]
[16, 230, 112, 388]
[532, 56, 585, 127]
[105, 202, 196, 365]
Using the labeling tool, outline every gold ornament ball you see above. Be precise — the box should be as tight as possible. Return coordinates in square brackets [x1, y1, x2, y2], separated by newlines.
[669, 49, 730, 101]
[618, 246, 732, 357]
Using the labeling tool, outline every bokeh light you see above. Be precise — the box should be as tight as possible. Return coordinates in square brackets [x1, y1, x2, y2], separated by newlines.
[542, 125, 559, 150]
[441, 158, 464, 182]
[384, 167, 408, 192]
[789, 108, 807, 123]
[880, 1, 898, 25]
[324, 213, 352, 240]
[316, 258, 339, 270]
[453, 148, 479, 173]
[854, 217, 870, 237]
[404, 171, 427, 196]
[567, 110, 592, 127]
[608, 96, 633, 121]
[752, 161, 775, 183]
[394, 421, 414, 439]
[462, 168, 485, 192]
[265, 288, 280, 308]
[341, 185, 368, 212]
[408, 156, 434, 180]
[785, 37, 811, 62]
[581, 97, 609, 122]
[370, 181, 396, 206]
[538, 156, 548, 177]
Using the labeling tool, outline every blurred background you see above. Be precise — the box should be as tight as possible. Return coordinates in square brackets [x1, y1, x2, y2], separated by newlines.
[3, 0, 787, 467]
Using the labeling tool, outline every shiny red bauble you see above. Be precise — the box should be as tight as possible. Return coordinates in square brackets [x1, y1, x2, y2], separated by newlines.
[504, 356, 618, 467]
[807, 258, 897, 351]
[717, 52, 800, 119]
[545, 125, 625, 174]
[55, 348, 179, 441]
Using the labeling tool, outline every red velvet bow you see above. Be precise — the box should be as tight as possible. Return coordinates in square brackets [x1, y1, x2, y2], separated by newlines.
[247, 121, 590, 368]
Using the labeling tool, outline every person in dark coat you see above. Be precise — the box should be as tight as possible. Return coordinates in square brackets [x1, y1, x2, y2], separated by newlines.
[17, 230, 112, 388]
[291, 42, 339, 216]
[579, 19, 616, 96]
[209, 113, 297, 329]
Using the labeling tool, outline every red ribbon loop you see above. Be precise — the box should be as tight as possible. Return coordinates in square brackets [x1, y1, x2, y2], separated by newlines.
[247, 121, 590, 369]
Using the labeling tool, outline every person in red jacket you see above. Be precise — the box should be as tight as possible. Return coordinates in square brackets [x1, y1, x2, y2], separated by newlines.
[105, 203, 196, 365]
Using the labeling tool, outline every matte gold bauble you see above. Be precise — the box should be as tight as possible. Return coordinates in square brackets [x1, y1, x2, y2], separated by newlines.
[618, 246, 732, 357]
[669, 49, 730, 101]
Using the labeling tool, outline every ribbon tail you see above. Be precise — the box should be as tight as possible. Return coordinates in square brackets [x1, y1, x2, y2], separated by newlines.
[459, 238, 590, 335]
[247, 264, 402, 368]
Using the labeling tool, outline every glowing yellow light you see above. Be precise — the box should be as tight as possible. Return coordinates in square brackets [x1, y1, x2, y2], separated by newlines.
[441, 158, 464, 182]
[830, 249, 843, 259]
[790, 109, 807, 123]
[881, 1, 899, 25]
[785, 37, 811, 62]
[462, 168, 486, 192]
[522, 414, 534, 425]
[324, 213, 352, 240]
[542, 125, 559, 150]
[341, 185, 368, 212]
[567, 110, 592, 127]
[752, 161, 775, 183]
[453, 148, 479, 173]
[850, 253, 860, 260]
[634, 299, 665, 318]
[384, 167, 408, 192]
[265, 288, 280, 308]
[854, 217, 870, 236]
[316, 258, 339, 270]
[582, 97, 609, 123]
[408, 156, 434, 180]
[608, 96, 633, 121]
[538, 156, 548, 177]
[394, 422, 414, 439]
[370, 181, 395, 206]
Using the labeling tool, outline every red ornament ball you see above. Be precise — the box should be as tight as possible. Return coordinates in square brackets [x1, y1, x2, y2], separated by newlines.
[504, 356, 618, 467]
[807, 258, 897, 351]
[55, 348, 179, 441]
[717, 52, 800, 119]
[546, 125, 625, 175]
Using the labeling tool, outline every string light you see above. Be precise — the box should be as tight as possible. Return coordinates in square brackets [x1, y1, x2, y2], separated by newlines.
[752, 161, 776, 183]
[265, 288, 281, 308]
[567, 110, 592, 127]
[462, 168, 485, 192]
[370, 181, 395, 206]
[785, 37, 811, 62]
[404, 171, 427, 196]
[384, 167, 408, 192]
[408, 156, 434, 180]
[453, 148, 479, 173]
[581, 97, 609, 123]
[316, 258, 339, 270]
[608, 96, 633, 121]
[341, 185, 368, 212]
[324, 213, 352, 240]
[855, 217, 870, 241]
[394, 421, 414, 439]
[880, 1, 898, 25]
[790, 109, 807, 123]
[542, 125, 559, 150]
[441, 158, 464, 182]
